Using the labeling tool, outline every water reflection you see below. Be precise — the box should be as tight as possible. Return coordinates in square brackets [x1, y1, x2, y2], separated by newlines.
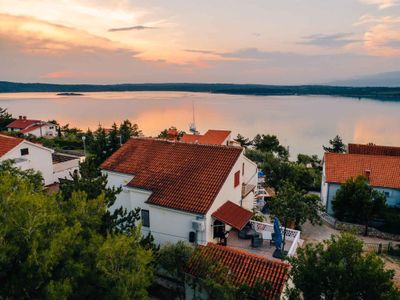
[0, 92, 399, 157]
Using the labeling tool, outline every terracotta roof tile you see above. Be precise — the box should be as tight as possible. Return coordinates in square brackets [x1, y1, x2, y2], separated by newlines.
[181, 129, 231, 145]
[20, 124, 45, 134]
[0, 134, 23, 157]
[324, 152, 400, 189]
[101, 138, 242, 214]
[212, 201, 253, 230]
[7, 119, 40, 129]
[180, 134, 203, 143]
[186, 243, 290, 299]
[348, 143, 400, 157]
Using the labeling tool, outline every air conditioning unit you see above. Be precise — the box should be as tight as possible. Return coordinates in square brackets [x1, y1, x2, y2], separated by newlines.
[192, 220, 205, 232]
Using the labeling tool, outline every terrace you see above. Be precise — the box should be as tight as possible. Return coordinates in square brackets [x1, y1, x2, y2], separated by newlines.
[225, 220, 301, 261]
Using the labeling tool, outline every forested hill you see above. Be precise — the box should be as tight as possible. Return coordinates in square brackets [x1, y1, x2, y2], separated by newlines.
[1, 81, 400, 101]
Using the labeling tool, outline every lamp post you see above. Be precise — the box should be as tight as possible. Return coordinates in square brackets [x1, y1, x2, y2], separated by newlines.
[82, 136, 86, 157]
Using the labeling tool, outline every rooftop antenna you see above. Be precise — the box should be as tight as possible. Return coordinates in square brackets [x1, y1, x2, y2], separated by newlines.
[189, 100, 198, 134]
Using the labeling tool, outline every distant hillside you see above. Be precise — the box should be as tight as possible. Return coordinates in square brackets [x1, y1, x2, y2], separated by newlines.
[1, 81, 400, 101]
[329, 71, 400, 87]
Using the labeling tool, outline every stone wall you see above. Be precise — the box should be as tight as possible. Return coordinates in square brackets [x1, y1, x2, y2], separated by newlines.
[320, 213, 400, 241]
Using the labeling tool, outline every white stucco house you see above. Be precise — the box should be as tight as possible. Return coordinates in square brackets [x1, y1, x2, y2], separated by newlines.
[6, 116, 57, 138]
[321, 145, 400, 215]
[0, 134, 81, 186]
[101, 137, 258, 245]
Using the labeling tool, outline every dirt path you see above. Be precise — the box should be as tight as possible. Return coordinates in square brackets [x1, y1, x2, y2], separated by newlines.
[383, 256, 400, 289]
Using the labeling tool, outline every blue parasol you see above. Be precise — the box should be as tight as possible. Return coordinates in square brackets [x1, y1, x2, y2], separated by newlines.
[273, 217, 282, 250]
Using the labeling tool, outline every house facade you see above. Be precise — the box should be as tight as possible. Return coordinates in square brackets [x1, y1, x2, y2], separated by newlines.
[321, 150, 400, 215]
[7, 116, 57, 137]
[0, 134, 81, 186]
[101, 138, 258, 245]
[0, 134, 54, 185]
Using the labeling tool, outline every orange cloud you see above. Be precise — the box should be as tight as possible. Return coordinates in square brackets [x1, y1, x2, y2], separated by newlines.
[0, 13, 137, 55]
[364, 24, 400, 56]
[41, 70, 113, 79]
[359, 0, 400, 9]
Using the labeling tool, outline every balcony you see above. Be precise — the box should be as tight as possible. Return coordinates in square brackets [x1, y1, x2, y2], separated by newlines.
[225, 220, 301, 261]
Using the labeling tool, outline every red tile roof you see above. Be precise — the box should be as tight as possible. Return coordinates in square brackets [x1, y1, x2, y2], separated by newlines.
[7, 118, 40, 129]
[212, 201, 253, 230]
[101, 138, 243, 214]
[324, 152, 400, 189]
[20, 124, 45, 134]
[181, 130, 231, 145]
[348, 143, 400, 157]
[186, 243, 290, 299]
[180, 134, 202, 143]
[0, 134, 23, 157]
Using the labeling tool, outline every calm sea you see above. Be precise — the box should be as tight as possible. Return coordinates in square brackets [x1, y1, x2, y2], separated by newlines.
[1, 92, 399, 157]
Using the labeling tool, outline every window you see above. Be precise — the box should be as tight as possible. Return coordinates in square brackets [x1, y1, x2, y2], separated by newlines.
[242, 162, 245, 176]
[234, 170, 240, 187]
[141, 209, 150, 227]
[384, 191, 392, 197]
[20, 148, 29, 156]
[213, 220, 225, 239]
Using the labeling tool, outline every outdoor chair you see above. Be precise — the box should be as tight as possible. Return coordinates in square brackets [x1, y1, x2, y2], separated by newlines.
[238, 225, 255, 239]
[251, 233, 263, 248]
[269, 233, 276, 246]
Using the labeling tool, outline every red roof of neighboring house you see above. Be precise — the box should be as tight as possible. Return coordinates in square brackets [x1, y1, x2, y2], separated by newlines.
[20, 124, 45, 134]
[180, 134, 202, 143]
[324, 152, 400, 189]
[212, 201, 253, 230]
[7, 118, 40, 129]
[186, 243, 290, 299]
[0, 134, 23, 157]
[181, 130, 231, 145]
[101, 138, 242, 214]
[348, 143, 400, 157]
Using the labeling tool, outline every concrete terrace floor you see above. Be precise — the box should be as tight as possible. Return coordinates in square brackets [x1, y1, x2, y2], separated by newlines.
[226, 230, 292, 262]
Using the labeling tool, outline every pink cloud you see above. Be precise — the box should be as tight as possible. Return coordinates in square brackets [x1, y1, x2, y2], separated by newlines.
[41, 70, 113, 79]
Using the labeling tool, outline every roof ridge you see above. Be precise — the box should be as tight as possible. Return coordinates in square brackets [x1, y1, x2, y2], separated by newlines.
[325, 152, 400, 160]
[130, 136, 242, 150]
[0, 134, 23, 141]
[349, 142, 400, 149]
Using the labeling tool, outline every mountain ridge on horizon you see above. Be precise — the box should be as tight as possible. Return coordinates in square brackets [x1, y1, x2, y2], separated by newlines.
[328, 71, 400, 87]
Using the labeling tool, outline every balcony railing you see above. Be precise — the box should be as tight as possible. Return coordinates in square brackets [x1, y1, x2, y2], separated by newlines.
[249, 220, 301, 257]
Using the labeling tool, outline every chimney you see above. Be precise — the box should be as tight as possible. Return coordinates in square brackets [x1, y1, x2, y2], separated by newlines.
[23, 116, 27, 120]
[167, 127, 178, 140]
[19, 115, 22, 119]
[365, 169, 371, 182]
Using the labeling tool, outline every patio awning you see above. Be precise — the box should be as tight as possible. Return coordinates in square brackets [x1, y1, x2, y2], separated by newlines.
[212, 201, 253, 230]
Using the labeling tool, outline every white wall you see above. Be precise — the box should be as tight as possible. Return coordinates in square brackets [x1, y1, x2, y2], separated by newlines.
[1, 141, 54, 185]
[321, 159, 329, 207]
[105, 171, 204, 245]
[53, 158, 80, 182]
[26, 124, 57, 138]
[205, 151, 257, 243]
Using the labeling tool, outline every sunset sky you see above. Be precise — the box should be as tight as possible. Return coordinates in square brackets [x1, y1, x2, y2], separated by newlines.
[1, 0, 400, 84]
